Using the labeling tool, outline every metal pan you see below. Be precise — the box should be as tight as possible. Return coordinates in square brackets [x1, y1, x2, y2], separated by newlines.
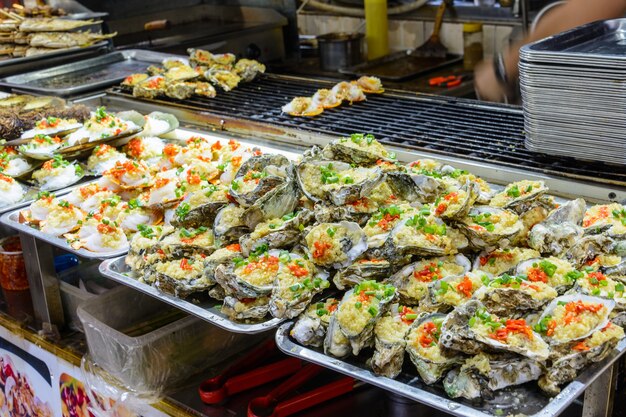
[0, 204, 127, 260]
[339, 50, 462, 81]
[276, 322, 626, 417]
[99, 256, 284, 333]
[0, 49, 177, 97]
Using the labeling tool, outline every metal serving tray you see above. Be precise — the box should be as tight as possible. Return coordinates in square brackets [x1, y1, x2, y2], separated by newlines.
[0, 185, 128, 260]
[0, 49, 176, 96]
[99, 257, 284, 334]
[276, 322, 626, 417]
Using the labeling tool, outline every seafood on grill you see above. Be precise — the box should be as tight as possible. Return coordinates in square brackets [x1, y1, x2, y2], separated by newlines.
[19, 18, 102, 32]
[133, 76, 166, 99]
[312, 89, 342, 109]
[205, 68, 241, 91]
[356, 76, 384, 94]
[282, 97, 323, 117]
[27, 31, 115, 48]
[331, 81, 366, 103]
[234, 59, 266, 82]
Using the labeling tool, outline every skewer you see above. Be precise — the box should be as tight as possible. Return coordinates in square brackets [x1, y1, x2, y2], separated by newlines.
[8, 12, 24, 21]
[0, 10, 19, 21]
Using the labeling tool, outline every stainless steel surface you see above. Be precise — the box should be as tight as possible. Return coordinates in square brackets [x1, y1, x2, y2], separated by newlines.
[317, 32, 363, 71]
[20, 234, 64, 329]
[276, 322, 626, 417]
[99, 257, 283, 334]
[582, 363, 617, 417]
[0, 210, 128, 260]
[0, 42, 110, 78]
[0, 50, 176, 97]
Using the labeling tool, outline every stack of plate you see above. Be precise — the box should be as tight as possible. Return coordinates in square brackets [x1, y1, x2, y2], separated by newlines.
[520, 18, 626, 164]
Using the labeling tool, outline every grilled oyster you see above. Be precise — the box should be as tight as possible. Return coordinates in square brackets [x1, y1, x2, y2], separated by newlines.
[571, 269, 626, 309]
[333, 280, 396, 355]
[332, 81, 365, 103]
[127, 226, 168, 271]
[473, 247, 541, 276]
[490, 180, 548, 210]
[133, 75, 166, 99]
[213, 204, 250, 244]
[158, 225, 215, 259]
[333, 259, 394, 290]
[243, 177, 301, 229]
[194, 81, 217, 98]
[425, 272, 486, 312]
[148, 256, 210, 298]
[321, 134, 393, 166]
[363, 204, 417, 249]
[390, 206, 468, 257]
[269, 251, 330, 319]
[565, 234, 617, 268]
[406, 312, 461, 384]
[229, 154, 290, 207]
[539, 322, 624, 396]
[203, 243, 243, 285]
[296, 160, 384, 206]
[458, 206, 523, 250]
[171, 183, 229, 228]
[515, 257, 578, 294]
[282, 97, 323, 117]
[213, 248, 281, 299]
[304, 221, 367, 269]
[371, 305, 417, 378]
[534, 294, 615, 345]
[122, 73, 148, 88]
[164, 65, 198, 83]
[234, 59, 265, 82]
[356, 76, 384, 94]
[291, 298, 339, 347]
[165, 81, 195, 100]
[324, 309, 352, 358]
[312, 89, 341, 109]
[583, 203, 626, 238]
[389, 254, 472, 305]
[222, 296, 270, 321]
[473, 274, 558, 316]
[439, 299, 550, 361]
[205, 68, 241, 91]
[239, 209, 314, 257]
[444, 353, 543, 400]
[433, 181, 480, 220]
[385, 170, 444, 204]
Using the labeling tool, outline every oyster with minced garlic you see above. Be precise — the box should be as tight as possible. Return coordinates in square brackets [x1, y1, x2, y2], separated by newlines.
[222, 296, 270, 321]
[229, 154, 290, 207]
[515, 257, 578, 294]
[157, 225, 216, 259]
[472, 274, 557, 316]
[457, 206, 523, 250]
[304, 221, 367, 269]
[213, 204, 250, 244]
[333, 259, 394, 290]
[473, 247, 541, 276]
[321, 133, 393, 166]
[529, 198, 586, 256]
[203, 243, 243, 285]
[148, 256, 212, 298]
[240, 209, 314, 257]
[489, 180, 548, 210]
[242, 177, 301, 229]
[370, 305, 418, 378]
[171, 183, 229, 228]
[291, 298, 339, 347]
[424, 272, 486, 312]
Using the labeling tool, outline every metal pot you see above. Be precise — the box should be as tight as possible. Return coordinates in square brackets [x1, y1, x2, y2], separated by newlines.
[317, 32, 363, 71]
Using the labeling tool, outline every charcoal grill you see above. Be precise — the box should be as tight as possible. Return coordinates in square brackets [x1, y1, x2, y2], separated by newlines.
[106, 73, 626, 194]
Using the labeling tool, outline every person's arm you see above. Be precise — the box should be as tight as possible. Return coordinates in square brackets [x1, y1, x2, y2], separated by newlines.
[475, 0, 626, 102]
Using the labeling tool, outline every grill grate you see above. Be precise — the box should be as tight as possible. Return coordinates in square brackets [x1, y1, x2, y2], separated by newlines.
[109, 74, 626, 187]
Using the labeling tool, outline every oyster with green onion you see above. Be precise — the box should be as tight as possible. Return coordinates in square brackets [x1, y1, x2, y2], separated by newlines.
[240, 209, 314, 257]
[321, 133, 393, 166]
[291, 298, 339, 347]
[304, 221, 367, 269]
[371, 305, 418, 378]
[458, 206, 523, 250]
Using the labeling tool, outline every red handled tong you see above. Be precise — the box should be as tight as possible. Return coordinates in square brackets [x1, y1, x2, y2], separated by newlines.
[428, 75, 469, 88]
[199, 339, 303, 404]
[247, 364, 360, 417]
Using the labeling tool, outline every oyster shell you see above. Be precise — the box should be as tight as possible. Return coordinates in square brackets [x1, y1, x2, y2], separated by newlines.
[222, 296, 270, 321]
[405, 313, 460, 384]
[388, 254, 472, 305]
[458, 206, 523, 250]
[534, 294, 615, 345]
[439, 299, 550, 361]
[213, 204, 250, 244]
[157, 225, 215, 259]
[205, 68, 241, 91]
[473, 247, 541, 276]
[234, 59, 265, 82]
[149, 256, 211, 298]
[229, 154, 290, 207]
[171, 183, 229, 229]
[239, 209, 314, 257]
[433, 181, 480, 220]
[538, 322, 624, 396]
[571, 269, 626, 309]
[333, 259, 394, 290]
[290, 298, 339, 347]
[565, 234, 616, 268]
[213, 249, 279, 299]
[444, 353, 543, 400]
[489, 180, 548, 210]
[363, 203, 417, 249]
[385, 170, 444, 204]
[583, 203, 626, 238]
[515, 257, 578, 294]
[296, 159, 384, 206]
[304, 221, 367, 269]
[529, 198, 586, 256]
[242, 177, 301, 229]
[334, 280, 397, 355]
[324, 310, 352, 358]
[269, 251, 330, 319]
[126, 225, 169, 271]
[321, 134, 392, 166]
[425, 272, 486, 312]
[472, 274, 558, 316]
[203, 244, 243, 285]
[371, 305, 418, 378]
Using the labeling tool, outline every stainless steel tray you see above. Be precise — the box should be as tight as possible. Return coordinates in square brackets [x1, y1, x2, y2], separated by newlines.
[99, 256, 284, 334]
[0, 205, 127, 260]
[0, 41, 110, 78]
[276, 322, 626, 417]
[0, 49, 177, 96]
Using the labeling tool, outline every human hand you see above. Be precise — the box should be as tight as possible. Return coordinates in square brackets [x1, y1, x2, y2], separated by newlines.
[474, 59, 508, 103]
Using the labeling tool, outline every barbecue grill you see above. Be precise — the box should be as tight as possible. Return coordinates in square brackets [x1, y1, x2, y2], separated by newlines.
[106, 74, 626, 195]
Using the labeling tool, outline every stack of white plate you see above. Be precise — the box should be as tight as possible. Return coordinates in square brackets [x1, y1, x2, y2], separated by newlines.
[520, 18, 626, 164]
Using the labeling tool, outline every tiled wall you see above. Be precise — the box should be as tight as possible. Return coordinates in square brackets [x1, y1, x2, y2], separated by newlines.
[298, 14, 516, 58]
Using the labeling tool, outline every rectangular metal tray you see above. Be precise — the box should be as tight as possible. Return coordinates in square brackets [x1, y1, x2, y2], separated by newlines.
[521, 19, 626, 63]
[340, 50, 462, 81]
[0, 202, 127, 260]
[276, 322, 626, 417]
[0, 49, 176, 96]
[99, 257, 284, 334]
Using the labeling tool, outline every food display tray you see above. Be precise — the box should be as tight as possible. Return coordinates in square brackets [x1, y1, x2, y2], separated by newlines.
[99, 256, 284, 334]
[276, 322, 626, 417]
[0, 49, 176, 96]
[0, 199, 127, 260]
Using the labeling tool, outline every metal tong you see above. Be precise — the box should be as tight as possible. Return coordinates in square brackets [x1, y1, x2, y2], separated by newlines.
[198, 339, 302, 404]
[247, 364, 359, 417]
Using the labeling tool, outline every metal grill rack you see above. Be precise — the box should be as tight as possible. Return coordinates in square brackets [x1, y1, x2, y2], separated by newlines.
[109, 74, 626, 188]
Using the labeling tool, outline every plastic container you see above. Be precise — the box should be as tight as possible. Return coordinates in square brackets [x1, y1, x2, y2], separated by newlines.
[60, 281, 95, 332]
[77, 286, 260, 395]
[463, 22, 484, 70]
[0, 236, 28, 291]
